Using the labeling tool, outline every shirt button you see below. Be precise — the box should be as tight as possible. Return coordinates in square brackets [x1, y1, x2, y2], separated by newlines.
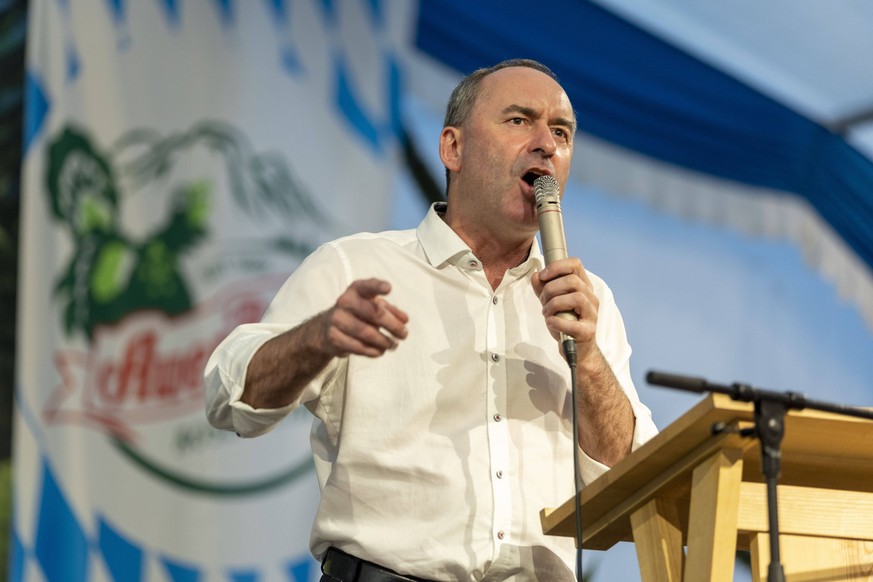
[490, 353, 500, 363]
[468, 259, 479, 269]
[493, 414, 502, 422]
[497, 530, 505, 540]
[492, 296, 498, 305]
[496, 470, 503, 479]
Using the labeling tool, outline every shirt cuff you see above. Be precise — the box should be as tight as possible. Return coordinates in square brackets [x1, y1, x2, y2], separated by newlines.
[226, 375, 299, 438]
[205, 326, 300, 438]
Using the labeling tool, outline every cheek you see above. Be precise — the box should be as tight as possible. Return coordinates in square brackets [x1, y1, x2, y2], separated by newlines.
[468, 148, 511, 184]
[555, 152, 573, 181]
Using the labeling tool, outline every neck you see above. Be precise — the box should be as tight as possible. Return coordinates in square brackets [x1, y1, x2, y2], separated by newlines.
[442, 208, 534, 290]
[480, 242, 532, 290]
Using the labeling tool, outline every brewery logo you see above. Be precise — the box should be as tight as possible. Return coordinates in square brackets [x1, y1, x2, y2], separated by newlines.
[41, 122, 323, 494]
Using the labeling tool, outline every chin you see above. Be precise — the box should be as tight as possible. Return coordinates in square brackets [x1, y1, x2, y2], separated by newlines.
[519, 204, 539, 225]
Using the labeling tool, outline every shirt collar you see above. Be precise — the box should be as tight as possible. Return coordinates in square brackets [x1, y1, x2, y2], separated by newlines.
[417, 202, 545, 272]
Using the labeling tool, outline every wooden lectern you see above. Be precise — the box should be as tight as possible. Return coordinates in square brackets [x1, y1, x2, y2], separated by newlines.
[541, 393, 873, 581]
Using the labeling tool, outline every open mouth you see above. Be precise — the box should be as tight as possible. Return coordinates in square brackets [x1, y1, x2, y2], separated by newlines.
[522, 171, 545, 186]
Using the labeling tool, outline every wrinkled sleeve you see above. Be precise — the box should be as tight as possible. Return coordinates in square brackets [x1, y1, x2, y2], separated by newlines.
[204, 243, 349, 437]
[578, 278, 658, 485]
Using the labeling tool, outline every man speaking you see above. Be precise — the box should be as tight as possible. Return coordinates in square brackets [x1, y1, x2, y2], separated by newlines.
[205, 59, 657, 581]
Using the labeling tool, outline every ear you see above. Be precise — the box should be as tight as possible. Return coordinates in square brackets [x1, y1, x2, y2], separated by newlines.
[439, 126, 462, 174]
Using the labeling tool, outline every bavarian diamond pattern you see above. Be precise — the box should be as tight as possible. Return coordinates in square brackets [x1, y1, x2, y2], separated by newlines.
[34, 460, 89, 582]
[10, 459, 319, 580]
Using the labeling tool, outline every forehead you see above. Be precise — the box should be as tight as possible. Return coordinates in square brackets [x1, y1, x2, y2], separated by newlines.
[476, 67, 574, 118]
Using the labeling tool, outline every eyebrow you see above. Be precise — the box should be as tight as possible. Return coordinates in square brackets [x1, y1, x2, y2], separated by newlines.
[501, 104, 577, 135]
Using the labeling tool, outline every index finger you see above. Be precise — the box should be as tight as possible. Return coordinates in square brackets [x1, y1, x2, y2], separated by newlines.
[352, 278, 392, 299]
[382, 299, 410, 324]
[538, 257, 588, 284]
[370, 297, 409, 340]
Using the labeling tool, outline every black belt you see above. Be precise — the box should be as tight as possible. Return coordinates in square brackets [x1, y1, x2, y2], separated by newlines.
[321, 547, 433, 582]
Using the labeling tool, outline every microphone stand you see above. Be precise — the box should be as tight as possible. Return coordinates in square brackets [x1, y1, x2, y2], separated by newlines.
[645, 370, 873, 582]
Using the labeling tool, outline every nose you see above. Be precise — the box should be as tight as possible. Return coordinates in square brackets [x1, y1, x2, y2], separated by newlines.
[530, 122, 557, 157]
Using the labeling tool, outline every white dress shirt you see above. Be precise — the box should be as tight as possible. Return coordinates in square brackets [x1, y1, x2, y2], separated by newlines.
[205, 203, 658, 581]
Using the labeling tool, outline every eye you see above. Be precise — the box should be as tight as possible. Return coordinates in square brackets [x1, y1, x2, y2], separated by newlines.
[553, 127, 574, 144]
[508, 117, 526, 125]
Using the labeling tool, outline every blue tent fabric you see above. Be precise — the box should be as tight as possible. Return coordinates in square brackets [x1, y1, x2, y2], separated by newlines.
[415, 0, 873, 274]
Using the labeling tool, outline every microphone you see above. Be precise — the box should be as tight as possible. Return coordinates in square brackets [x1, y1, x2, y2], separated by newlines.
[534, 175, 578, 365]
[534, 175, 576, 326]
[534, 175, 568, 266]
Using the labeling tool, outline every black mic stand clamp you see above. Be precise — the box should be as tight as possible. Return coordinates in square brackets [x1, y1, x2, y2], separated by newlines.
[713, 386, 788, 582]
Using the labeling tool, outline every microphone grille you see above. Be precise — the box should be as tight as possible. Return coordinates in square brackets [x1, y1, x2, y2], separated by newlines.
[533, 175, 559, 202]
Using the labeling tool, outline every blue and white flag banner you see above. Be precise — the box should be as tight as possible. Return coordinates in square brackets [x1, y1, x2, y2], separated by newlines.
[13, 1, 414, 580]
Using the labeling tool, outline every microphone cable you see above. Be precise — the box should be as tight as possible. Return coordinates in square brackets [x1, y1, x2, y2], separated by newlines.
[562, 337, 584, 582]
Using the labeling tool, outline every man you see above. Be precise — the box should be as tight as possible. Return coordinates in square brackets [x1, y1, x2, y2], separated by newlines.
[205, 59, 657, 581]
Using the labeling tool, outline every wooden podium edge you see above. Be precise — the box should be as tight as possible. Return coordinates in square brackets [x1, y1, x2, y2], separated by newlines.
[541, 392, 873, 548]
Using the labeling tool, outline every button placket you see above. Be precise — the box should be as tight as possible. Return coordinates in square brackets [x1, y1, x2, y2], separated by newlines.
[485, 282, 511, 553]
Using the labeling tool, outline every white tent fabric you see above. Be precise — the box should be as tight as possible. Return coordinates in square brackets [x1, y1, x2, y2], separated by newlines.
[570, 133, 873, 327]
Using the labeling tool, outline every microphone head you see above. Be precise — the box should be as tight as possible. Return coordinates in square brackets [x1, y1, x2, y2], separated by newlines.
[533, 175, 560, 203]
